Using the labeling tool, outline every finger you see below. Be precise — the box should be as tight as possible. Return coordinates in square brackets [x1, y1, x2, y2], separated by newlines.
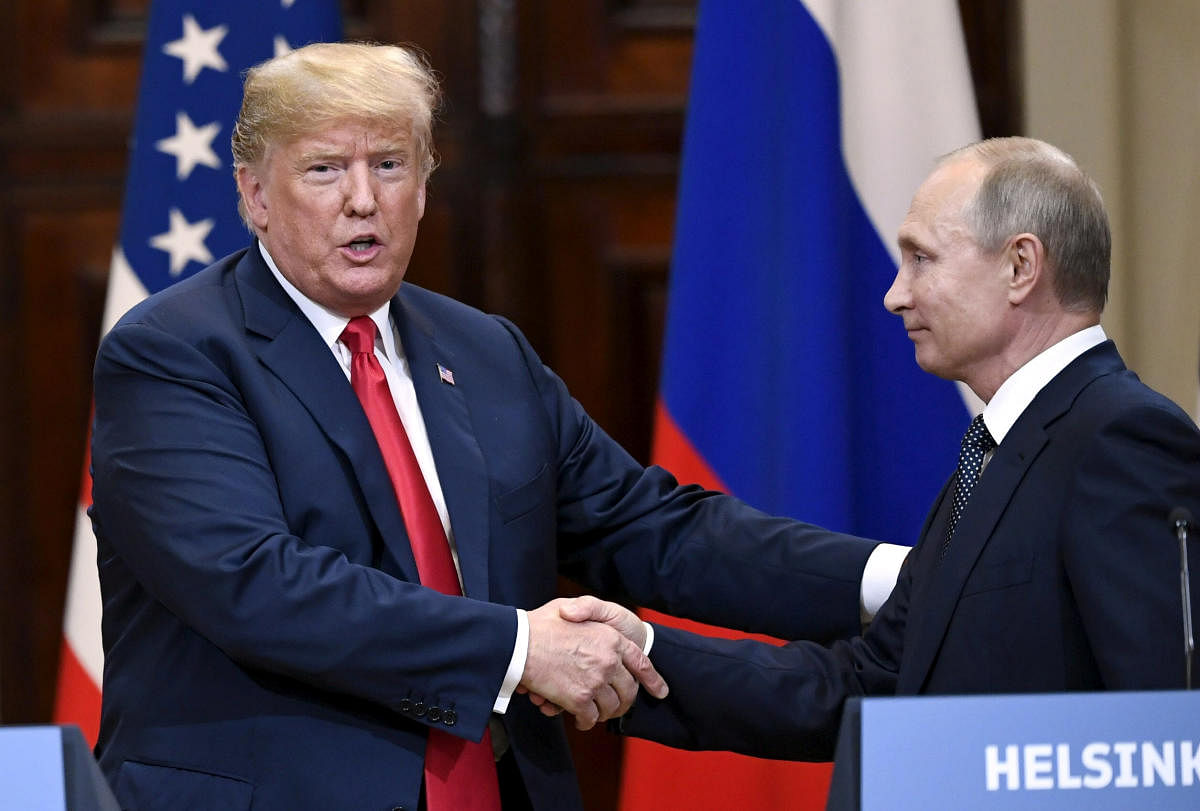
[620, 638, 669, 699]
[607, 661, 640, 715]
[536, 702, 564, 718]
[574, 700, 600, 731]
[558, 595, 603, 623]
[591, 681, 623, 723]
[527, 693, 565, 716]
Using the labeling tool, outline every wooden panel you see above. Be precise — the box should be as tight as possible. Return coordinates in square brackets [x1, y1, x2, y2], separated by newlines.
[0, 0, 141, 724]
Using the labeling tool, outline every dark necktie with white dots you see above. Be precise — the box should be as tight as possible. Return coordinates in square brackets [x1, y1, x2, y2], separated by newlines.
[942, 413, 997, 559]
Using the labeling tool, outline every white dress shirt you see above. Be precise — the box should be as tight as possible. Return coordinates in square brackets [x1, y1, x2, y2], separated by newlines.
[981, 325, 1107, 451]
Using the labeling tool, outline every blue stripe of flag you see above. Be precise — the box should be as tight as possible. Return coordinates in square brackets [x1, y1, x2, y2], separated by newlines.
[119, 0, 342, 296]
[659, 0, 965, 542]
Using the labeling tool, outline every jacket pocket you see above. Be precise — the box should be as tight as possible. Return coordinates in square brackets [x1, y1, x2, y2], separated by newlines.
[960, 554, 1034, 597]
[115, 759, 253, 810]
[494, 463, 550, 524]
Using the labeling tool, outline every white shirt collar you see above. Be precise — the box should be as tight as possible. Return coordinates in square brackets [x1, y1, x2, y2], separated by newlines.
[982, 324, 1107, 444]
[258, 241, 399, 361]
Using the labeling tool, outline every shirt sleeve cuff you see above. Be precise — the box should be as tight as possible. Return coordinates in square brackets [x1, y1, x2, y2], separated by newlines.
[860, 542, 909, 623]
[493, 607, 527, 714]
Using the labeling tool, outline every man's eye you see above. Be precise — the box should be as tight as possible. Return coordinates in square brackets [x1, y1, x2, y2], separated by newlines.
[379, 159, 400, 170]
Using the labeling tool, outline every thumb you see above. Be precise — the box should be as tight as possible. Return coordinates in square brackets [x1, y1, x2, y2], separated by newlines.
[558, 595, 608, 623]
[622, 639, 669, 700]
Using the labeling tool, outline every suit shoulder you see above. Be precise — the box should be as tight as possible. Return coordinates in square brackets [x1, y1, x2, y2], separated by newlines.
[1076, 368, 1196, 428]
[1058, 369, 1200, 463]
[397, 283, 529, 346]
[112, 249, 247, 334]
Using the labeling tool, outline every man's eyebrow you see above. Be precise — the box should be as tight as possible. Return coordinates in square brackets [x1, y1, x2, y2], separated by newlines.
[295, 146, 345, 163]
[370, 143, 412, 157]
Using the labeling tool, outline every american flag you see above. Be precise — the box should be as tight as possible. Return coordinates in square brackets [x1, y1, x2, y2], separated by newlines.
[54, 0, 341, 745]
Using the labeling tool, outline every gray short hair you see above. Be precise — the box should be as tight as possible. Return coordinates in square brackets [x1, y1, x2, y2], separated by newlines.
[945, 137, 1110, 313]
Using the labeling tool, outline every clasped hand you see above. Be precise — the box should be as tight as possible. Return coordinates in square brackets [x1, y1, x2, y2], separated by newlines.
[520, 596, 668, 730]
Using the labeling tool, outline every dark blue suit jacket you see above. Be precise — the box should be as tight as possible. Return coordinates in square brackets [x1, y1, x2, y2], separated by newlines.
[621, 341, 1200, 761]
[89, 245, 877, 809]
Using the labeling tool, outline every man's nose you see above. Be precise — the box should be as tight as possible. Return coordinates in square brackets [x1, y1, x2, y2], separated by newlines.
[343, 164, 378, 216]
[883, 270, 909, 314]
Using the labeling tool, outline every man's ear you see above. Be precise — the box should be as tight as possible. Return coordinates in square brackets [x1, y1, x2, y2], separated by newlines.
[417, 183, 426, 220]
[236, 165, 269, 231]
[1006, 233, 1045, 305]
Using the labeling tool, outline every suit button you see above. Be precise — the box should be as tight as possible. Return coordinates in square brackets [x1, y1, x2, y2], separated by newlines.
[399, 698, 412, 714]
[428, 707, 442, 723]
[414, 701, 426, 717]
[442, 709, 457, 727]
[391, 806, 406, 811]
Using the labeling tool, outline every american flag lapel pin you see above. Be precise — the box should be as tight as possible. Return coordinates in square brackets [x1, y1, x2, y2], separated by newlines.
[437, 363, 456, 386]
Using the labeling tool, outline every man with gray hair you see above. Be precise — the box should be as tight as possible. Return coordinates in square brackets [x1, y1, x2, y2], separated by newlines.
[615, 136, 1200, 761]
[88, 41, 899, 809]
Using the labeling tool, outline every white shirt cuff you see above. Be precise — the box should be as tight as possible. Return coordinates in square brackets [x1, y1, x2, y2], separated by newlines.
[860, 543, 908, 623]
[493, 608, 528, 714]
[642, 620, 655, 656]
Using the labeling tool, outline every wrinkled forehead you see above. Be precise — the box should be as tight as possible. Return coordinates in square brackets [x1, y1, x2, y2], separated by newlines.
[921, 159, 986, 213]
[265, 116, 415, 160]
[909, 160, 984, 222]
[898, 162, 985, 248]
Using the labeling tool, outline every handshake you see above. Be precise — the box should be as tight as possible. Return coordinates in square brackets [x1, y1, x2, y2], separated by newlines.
[518, 596, 669, 730]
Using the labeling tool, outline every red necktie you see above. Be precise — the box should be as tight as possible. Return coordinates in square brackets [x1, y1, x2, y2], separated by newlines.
[340, 316, 502, 811]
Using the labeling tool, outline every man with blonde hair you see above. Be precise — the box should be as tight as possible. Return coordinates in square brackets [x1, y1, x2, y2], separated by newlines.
[615, 136, 1200, 760]
[89, 42, 898, 809]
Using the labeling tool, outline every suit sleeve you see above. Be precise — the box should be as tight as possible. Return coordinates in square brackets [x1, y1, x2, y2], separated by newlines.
[1062, 401, 1200, 688]
[619, 553, 913, 761]
[496, 316, 880, 644]
[91, 320, 516, 740]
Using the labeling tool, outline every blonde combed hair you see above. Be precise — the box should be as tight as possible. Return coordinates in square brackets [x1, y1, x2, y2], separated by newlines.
[232, 41, 441, 181]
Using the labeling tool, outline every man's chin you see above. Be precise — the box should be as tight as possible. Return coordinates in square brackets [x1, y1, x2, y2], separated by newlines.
[912, 348, 946, 378]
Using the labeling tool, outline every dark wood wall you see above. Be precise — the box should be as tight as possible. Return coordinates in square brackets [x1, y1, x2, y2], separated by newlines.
[0, 1, 1016, 808]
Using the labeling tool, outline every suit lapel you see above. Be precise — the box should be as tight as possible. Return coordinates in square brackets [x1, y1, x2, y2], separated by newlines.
[899, 425, 1046, 692]
[392, 292, 494, 601]
[234, 247, 420, 580]
[899, 341, 1127, 692]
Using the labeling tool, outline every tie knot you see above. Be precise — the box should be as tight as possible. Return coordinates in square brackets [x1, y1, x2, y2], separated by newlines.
[963, 414, 996, 454]
[340, 316, 377, 355]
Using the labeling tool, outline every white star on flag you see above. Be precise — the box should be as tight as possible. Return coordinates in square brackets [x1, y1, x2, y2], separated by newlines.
[149, 208, 216, 275]
[282, 0, 297, 7]
[274, 35, 293, 57]
[155, 112, 222, 180]
[163, 14, 229, 84]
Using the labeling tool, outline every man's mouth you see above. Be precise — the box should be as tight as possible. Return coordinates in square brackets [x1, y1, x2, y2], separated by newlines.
[347, 237, 377, 253]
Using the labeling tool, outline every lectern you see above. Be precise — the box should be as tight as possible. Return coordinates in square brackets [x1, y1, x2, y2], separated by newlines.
[827, 691, 1200, 810]
[0, 725, 117, 810]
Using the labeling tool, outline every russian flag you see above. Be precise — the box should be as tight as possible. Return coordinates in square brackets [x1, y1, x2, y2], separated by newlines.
[619, 1, 979, 808]
[53, 0, 341, 746]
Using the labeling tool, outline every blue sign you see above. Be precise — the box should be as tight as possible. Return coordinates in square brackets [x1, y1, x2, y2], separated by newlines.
[0, 726, 66, 810]
[860, 692, 1200, 809]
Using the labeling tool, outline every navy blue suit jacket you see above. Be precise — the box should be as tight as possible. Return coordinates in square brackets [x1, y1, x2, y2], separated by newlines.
[89, 245, 877, 809]
[621, 341, 1200, 761]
